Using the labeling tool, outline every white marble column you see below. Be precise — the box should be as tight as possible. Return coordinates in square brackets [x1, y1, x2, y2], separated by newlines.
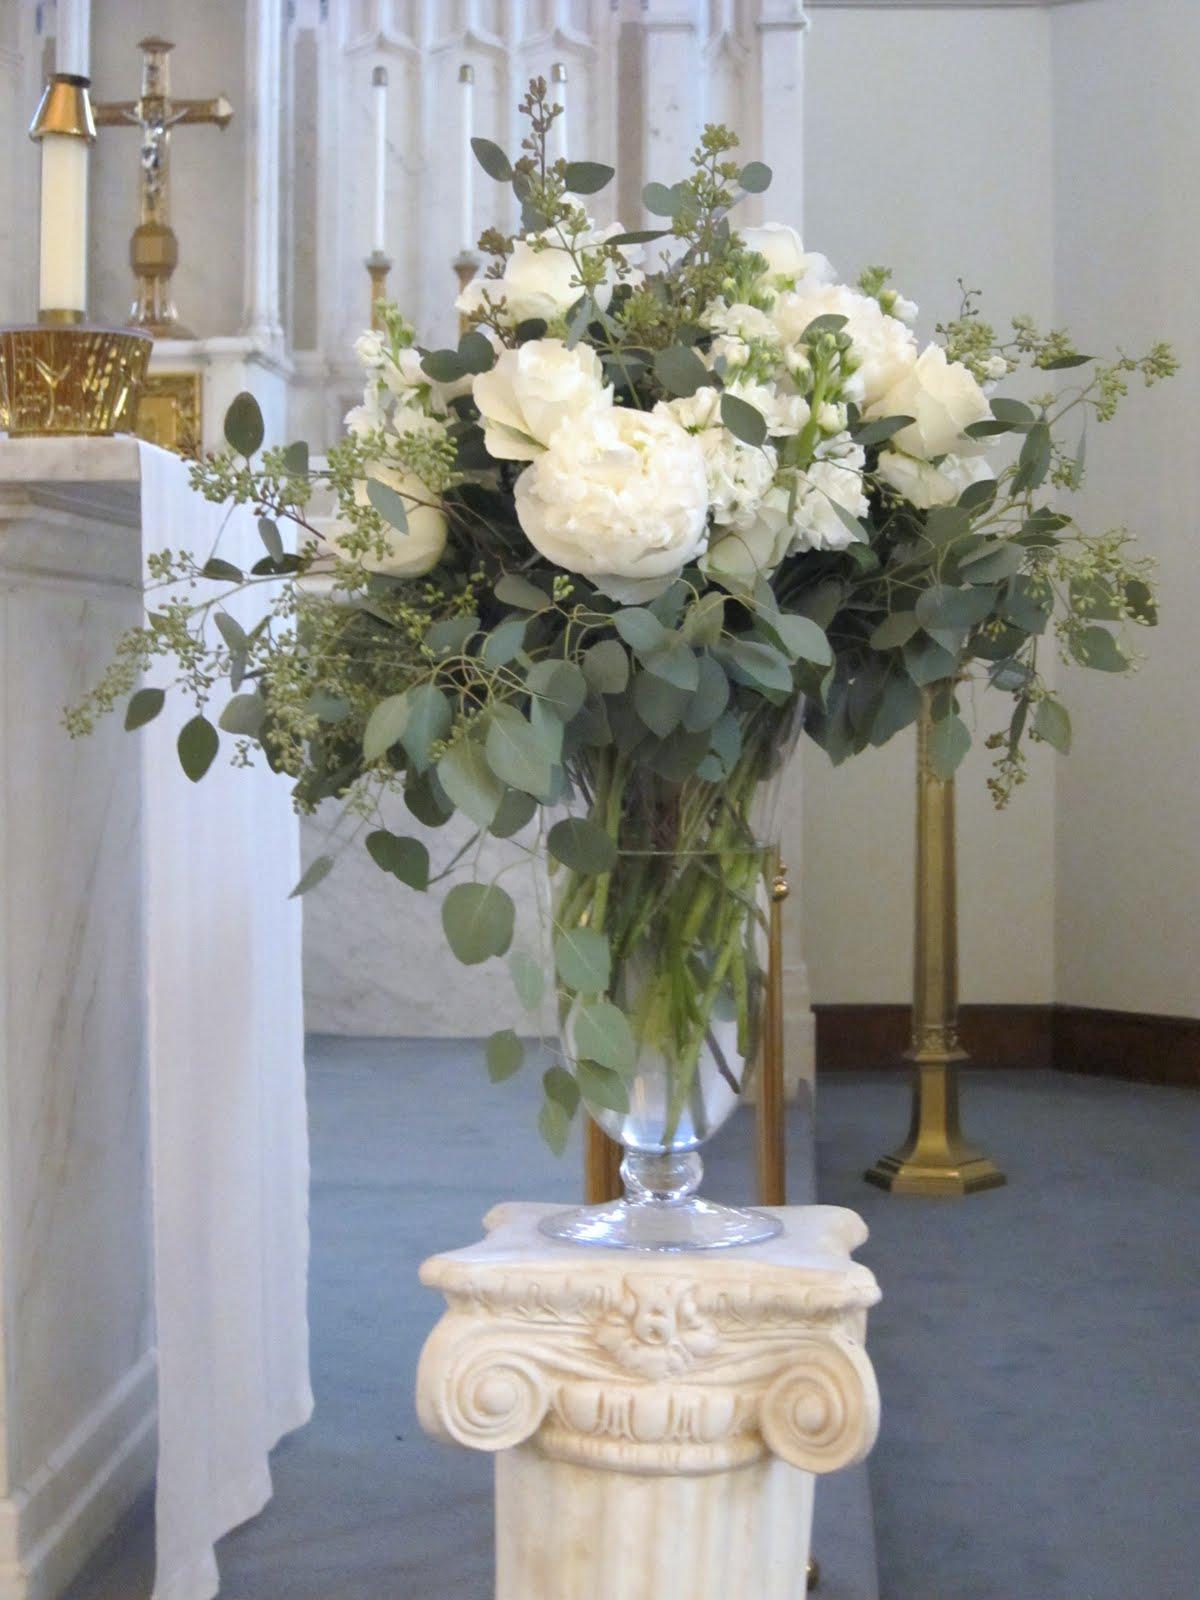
[418, 1202, 880, 1600]
[0, 440, 155, 1600]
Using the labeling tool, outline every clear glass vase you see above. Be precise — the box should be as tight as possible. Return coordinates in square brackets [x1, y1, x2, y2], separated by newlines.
[538, 701, 799, 1252]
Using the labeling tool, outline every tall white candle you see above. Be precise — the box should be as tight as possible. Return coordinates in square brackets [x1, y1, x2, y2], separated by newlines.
[56, 0, 92, 79]
[459, 64, 475, 255]
[39, 134, 89, 312]
[551, 62, 568, 165]
[371, 65, 388, 254]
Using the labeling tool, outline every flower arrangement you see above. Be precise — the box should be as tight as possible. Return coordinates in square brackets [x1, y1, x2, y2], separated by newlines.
[72, 82, 1174, 1165]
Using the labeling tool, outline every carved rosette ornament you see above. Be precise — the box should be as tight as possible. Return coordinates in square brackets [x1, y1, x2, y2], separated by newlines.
[418, 1202, 881, 1599]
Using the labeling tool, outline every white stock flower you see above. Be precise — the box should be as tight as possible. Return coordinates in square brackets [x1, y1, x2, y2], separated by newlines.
[514, 404, 709, 580]
[318, 462, 448, 578]
[702, 487, 793, 583]
[703, 298, 777, 345]
[456, 222, 637, 328]
[876, 449, 992, 510]
[789, 436, 869, 554]
[724, 375, 811, 438]
[771, 284, 917, 408]
[739, 224, 835, 291]
[871, 344, 991, 459]
[472, 339, 611, 461]
[663, 389, 777, 529]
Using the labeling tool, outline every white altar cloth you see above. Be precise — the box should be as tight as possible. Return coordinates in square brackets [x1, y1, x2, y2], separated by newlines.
[139, 444, 312, 1600]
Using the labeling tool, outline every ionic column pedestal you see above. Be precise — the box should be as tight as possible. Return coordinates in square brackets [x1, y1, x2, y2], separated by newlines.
[418, 1201, 881, 1600]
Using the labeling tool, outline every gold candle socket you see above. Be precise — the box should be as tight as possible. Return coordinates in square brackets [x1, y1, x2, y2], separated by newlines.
[367, 251, 392, 331]
[865, 683, 1006, 1196]
[0, 324, 152, 436]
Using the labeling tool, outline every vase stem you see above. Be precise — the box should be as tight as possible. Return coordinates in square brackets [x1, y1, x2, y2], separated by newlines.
[621, 1149, 702, 1206]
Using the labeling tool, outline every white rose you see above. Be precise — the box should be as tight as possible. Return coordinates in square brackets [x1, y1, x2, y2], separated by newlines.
[664, 389, 777, 529]
[871, 344, 991, 459]
[456, 222, 636, 328]
[739, 224, 835, 291]
[319, 462, 448, 578]
[876, 449, 992, 511]
[514, 405, 709, 580]
[472, 339, 611, 462]
[789, 437, 869, 554]
[771, 284, 917, 408]
[702, 487, 793, 583]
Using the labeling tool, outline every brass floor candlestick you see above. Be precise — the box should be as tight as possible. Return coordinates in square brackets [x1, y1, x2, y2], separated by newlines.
[94, 37, 233, 337]
[367, 251, 392, 330]
[865, 685, 1006, 1195]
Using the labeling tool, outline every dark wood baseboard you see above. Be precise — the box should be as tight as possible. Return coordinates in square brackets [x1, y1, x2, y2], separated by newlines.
[814, 1003, 1199, 1087]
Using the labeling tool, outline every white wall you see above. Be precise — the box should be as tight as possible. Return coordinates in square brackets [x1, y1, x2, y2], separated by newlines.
[1050, 0, 1200, 1018]
[800, 5, 1058, 1005]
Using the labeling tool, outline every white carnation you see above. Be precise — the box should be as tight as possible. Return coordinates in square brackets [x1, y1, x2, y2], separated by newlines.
[876, 449, 992, 511]
[472, 339, 611, 462]
[771, 284, 917, 409]
[739, 224, 835, 292]
[515, 405, 709, 580]
[663, 389, 777, 529]
[318, 462, 448, 578]
[456, 221, 638, 328]
[789, 437, 869, 554]
[870, 344, 991, 460]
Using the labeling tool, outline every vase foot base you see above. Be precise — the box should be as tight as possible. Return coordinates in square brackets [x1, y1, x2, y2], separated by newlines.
[538, 1197, 783, 1252]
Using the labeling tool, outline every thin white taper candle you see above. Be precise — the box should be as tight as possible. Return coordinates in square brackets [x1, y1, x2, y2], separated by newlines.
[551, 62, 568, 164]
[459, 63, 475, 255]
[372, 65, 388, 254]
[56, 0, 91, 78]
[39, 133, 89, 312]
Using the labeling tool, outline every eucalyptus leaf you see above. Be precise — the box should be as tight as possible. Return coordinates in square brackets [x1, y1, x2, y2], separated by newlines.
[644, 640, 700, 691]
[421, 348, 467, 384]
[495, 573, 551, 611]
[177, 714, 219, 782]
[614, 607, 668, 655]
[739, 160, 772, 194]
[577, 1059, 629, 1114]
[573, 998, 637, 1076]
[219, 692, 266, 737]
[538, 1098, 571, 1156]
[720, 392, 768, 448]
[718, 638, 792, 694]
[439, 732, 506, 827]
[582, 639, 630, 695]
[486, 1029, 524, 1083]
[224, 391, 264, 457]
[927, 713, 972, 779]
[1071, 625, 1128, 672]
[202, 557, 243, 582]
[365, 829, 430, 889]
[564, 160, 614, 194]
[771, 614, 833, 666]
[366, 475, 410, 532]
[1014, 422, 1052, 492]
[401, 683, 452, 771]
[484, 704, 554, 798]
[481, 615, 527, 667]
[959, 541, 1025, 584]
[642, 181, 681, 216]
[681, 653, 730, 732]
[442, 881, 516, 964]
[870, 611, 920, 650]
[547, 817, 618, 875]
[471, 136, 512, 181]
[509, 949, 545, 1012]
[457, 329, 495, 373]
[490, 787, 538, 838]
[903, 634, 960, 687]
[289, 854, 333, 899]
[654, 344, 710, 398]
[1033, 696, 1072, 754]
[554, 926, 611, 994]
[633, 671, 688, 737]
[125, 687, 165, 731]
[543, 1064, 581, 1116]
[869, 673, 922, 746]
[363, 693, 411, 763]
[258, 516, 285, 562]
[852, 414, 915, 448]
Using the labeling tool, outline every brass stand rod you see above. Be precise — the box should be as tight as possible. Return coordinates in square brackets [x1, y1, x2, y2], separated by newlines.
[865, 683, 1005, 1196]
[755, 855, 788, 1206]
[584, 1119, 623, 1205]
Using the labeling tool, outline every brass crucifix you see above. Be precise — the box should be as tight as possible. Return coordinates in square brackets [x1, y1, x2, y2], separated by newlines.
[94, 37, 233, 338]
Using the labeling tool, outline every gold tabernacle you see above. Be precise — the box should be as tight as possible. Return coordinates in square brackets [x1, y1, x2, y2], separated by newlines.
[865, 683, 1006, 1196]
[93, 37, 233, 337]
[0, 324, 151, 436]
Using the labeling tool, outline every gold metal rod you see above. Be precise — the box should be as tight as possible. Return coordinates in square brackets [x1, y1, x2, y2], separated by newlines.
[865, 683, 1006, 1196]
[584, 1119, 623, 1204]
[755, 855, 788, 1206]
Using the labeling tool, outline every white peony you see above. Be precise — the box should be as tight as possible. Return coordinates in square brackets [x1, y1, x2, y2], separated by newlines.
[789, 437, 869, 554]
[771, 284, 917, 409]
[514, 405, 709, 580]
[456, 222, 637, 328]
[318, 462, 448, 578]
[472, 339, 611, 461]
[876, 449, 992, 510]
[663, 389, 777, 529]
[703, 487, 794, 583]
[739, 224, 835, 291]
[871, 344, 991, 459]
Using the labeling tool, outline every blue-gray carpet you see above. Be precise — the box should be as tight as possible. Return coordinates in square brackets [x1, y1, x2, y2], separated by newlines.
[65, 1049, 1198, 1600]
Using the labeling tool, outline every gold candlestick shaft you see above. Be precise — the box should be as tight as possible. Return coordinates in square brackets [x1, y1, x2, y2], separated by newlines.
[367, 251, 392, 331]
[865, 684, 1006, 1196]
[755, 856, 789, 1206]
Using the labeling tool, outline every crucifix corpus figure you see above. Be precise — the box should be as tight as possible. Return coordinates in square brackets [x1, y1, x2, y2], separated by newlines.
[94, 37, 233, 338]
